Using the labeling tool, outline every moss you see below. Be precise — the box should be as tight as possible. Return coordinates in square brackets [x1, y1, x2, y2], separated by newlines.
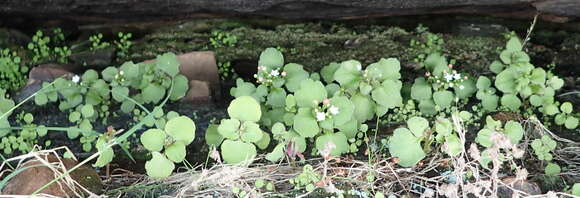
[130, 19, 539, 78]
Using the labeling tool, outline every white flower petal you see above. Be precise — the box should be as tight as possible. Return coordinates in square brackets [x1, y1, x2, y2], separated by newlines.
[316, 112, 326, 121]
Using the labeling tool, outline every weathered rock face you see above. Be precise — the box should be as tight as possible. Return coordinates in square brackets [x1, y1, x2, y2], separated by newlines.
[1, 154, 103, 197]
[69, 47, 116, 69]
[0, 0, 578, 23]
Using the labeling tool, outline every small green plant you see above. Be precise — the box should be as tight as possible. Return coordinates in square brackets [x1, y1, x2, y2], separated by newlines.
[114, 32, 132, 60]
[531, 135, 561, 175]
[475, 116, 524, 168]
[490, 35, 563, 112]
[387, 117, 428, 167]
[217, 61, 234, 80]
[0, 48, 28, 92]
[89, 33, 111, 51]
[209, 30, 238, 49]
[140, 115, 196, 178]
[289, 164, 321, 192]
[27, 29, 71, 64]
[410, 53, 476, 116]
[553, 102, 578, 129]
[409, 25, 444, 67]
[214, 96, 269, 164]
[33, 52, 189, 153]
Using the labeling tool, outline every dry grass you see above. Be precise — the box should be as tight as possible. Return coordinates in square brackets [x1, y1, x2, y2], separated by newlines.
[0, 146, 101, 198]
[124, 115, 580, 198]
[2, 116, 579, 198]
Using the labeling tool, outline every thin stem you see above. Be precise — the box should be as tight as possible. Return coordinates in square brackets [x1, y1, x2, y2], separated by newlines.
[0, 126, 100, 136]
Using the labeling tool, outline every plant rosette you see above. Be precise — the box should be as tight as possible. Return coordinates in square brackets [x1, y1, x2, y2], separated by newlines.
[139, 115, 196, 178]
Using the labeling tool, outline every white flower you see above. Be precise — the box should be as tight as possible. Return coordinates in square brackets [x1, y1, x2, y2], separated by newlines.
[453, 73, 461, 80]
[449, 83, 454, 88]
[119, 71, 124, 75]
[444, 73, 454, 82]
[329, 105, 339, 115]
[459, 85, 465, 90]
[316, 112, 326, 121]
[71, 75, 80, 83]
[270, 69, 280, 76]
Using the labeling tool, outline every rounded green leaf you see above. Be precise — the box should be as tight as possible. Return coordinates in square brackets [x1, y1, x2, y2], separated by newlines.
[544, 162, 561, 175]
[561, 102, 573, 114]
[228, 96, 261, 122]
[266, 143, 285, 162]
[501, 94, 521, 111]
[351, 94, 375, 122]
[145, 152, 175, 178]
[205, 124, 223, 146]
[156, 52, 180, 77]
[140, 129, 166, 152]
[418, 99, 436, 115]
[475, 128, 493, 148]
[165, 116, 196, 145]
[240, 122, 264, 143]
[411, 78, 432, 101]
[365, 58, 401, 81]
[82, 69, 99, 83]
[334, 60, 362, 89]
[495, 68, 518, 93]
[258, 48, 284, 69]
[101, 67, 118, 81]
[330, 96, 355, 126]
[293, 108, 320, 138]
[433, 90, 454, 109]
[120, 100, 135, 113]
[320, 62, 339, 83]
[143, 84, 166, 104]
[565, 117, 578, 129]
[489, 60, 505, 74]
[407, 117, 429, 137]
[111, 86, 129, 102]
[504, 121, 524, 145]
[572, 183, 580, 196]
[255, 131, 270, 150]
[69, 111, 81, 123]
[295, 79, 326, 108]
[221, 140, 257, 164]
[283, 63, 309, 92]
[165, 141, 186, 163]
[506, 37, 523, 51]
[81, 104, 94, 118]
[93, 137, 114, 167]
[544, 104, 560, 116]
[170, 75, 189, 101]
[444, 134, 463, 157]
[315, 132, 349, 156]
[35, 93, 48, 105]
[481, 94, 499, 111]
[435, 118, 452, 138]
[530, 68, 546, 85]
[548, 76, 564, 90]
[218, 119, 241, 140]
[119, 61, 140, 79]
[388, 128, 425, 167]
[372, 80, 403, 109]
[266, 88, 286, 107]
